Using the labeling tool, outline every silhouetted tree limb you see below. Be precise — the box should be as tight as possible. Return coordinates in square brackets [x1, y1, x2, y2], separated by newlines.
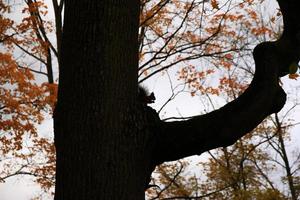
[152, 0, 299, 165]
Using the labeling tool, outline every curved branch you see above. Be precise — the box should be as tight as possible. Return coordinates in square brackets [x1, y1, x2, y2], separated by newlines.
[152, 0, 300, 165]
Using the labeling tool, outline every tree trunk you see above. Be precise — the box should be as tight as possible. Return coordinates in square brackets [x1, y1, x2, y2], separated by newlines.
[54, 1, 156, 199]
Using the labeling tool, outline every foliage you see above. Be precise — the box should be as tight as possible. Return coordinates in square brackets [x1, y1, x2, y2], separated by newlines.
[0, 0, 57, 195]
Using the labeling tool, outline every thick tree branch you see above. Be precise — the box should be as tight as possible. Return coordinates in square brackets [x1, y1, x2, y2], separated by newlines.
[152, 0, 300, 165]
[274, 0, 300, 76]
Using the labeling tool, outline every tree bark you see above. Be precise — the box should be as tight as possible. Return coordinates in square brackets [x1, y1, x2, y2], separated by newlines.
[54, 0, 154, 199]
[54, 0, 300, 199]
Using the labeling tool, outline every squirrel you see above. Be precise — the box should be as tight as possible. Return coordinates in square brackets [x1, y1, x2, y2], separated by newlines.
[138, 86, 156, 104]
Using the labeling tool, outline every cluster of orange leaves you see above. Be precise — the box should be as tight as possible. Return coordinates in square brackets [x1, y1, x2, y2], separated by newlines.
[0, 50, 57, 174]
[176, 0, 299, 99]
[178, 65, 219, 96]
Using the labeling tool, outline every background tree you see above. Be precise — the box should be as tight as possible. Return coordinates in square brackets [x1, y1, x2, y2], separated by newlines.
[0, 0, 59, 196]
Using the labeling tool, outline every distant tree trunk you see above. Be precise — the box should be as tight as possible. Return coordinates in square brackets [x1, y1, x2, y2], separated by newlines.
[275, 114, 297, 200]
[54, 0, 300, 199]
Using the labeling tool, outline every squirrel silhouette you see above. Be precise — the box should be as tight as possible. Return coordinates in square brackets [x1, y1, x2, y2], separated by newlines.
[138, 86, 155, 104]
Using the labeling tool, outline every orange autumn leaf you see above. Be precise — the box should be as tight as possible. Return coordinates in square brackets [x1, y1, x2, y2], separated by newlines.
[211, 0, 219, 9]
[288, 73, 299, 80]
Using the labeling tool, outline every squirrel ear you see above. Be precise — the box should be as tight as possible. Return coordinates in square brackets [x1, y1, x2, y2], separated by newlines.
[149, 92, 156, 101]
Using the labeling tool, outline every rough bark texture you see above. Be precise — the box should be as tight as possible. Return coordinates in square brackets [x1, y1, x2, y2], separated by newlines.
[54, 0, 151, 199]
[54, 0, 300, 199]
